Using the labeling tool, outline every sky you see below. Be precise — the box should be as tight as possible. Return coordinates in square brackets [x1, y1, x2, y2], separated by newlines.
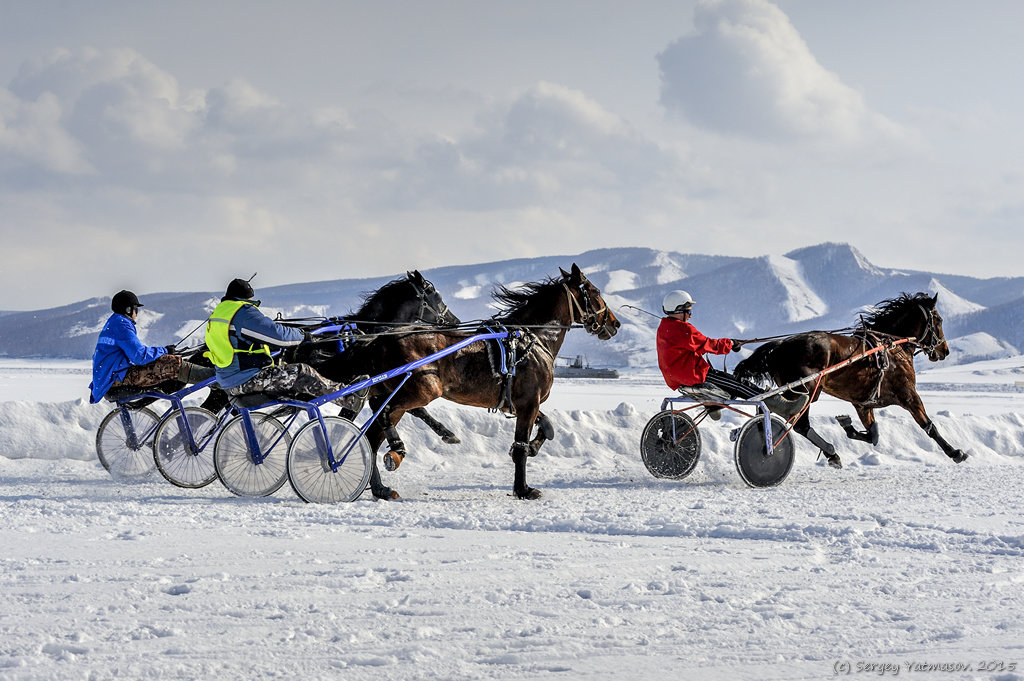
[2, 0, 1024, 311]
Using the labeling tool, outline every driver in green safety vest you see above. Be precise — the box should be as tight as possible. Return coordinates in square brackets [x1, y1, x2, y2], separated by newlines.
[205, 278, 366, 416]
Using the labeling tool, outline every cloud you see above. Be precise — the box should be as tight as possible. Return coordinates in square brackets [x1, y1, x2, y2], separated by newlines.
[371, 81, 680, 212]
[657, 0, 909, 146]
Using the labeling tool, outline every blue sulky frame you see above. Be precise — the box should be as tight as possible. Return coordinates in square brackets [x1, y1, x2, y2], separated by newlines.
[96, 376, 225, 482]
[221, 330, 521, 496]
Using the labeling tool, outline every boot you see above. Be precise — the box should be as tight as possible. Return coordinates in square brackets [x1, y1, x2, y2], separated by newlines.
[333, 375, 370, 417]
[178, 361, 216, 385]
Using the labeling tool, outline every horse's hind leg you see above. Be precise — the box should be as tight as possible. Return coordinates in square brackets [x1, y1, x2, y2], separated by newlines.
[793, 413, 842, 469]
[528, 412, 555, 456]
[409, 406, 461, 444]
[364, 397, 401, 500]
[836, 406, 879, 445]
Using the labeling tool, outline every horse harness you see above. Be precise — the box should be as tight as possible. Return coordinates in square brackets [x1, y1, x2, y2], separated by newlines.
[483, 323, 553, 416]
[851, 305, 940, 406]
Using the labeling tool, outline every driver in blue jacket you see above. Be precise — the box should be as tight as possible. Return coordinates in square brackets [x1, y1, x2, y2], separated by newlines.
[89, 290, 213, 403]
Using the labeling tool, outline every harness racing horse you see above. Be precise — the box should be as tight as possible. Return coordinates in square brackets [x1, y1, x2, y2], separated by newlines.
[303, 270, 464, 443]
[359, 263, 620, 500]
[734, 292, 966, 469]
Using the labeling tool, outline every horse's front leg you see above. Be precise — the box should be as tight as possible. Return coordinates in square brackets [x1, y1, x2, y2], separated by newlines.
[836, 405, 879, 445]
[510, 405, 542, 500]
[381, 404, 409, 472]
[529, 412, 555, 456]
[902, 394, 968, 463]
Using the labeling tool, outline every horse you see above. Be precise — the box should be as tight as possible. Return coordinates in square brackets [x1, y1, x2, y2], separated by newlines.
[356, 263, 620, 501]
[734, 292, 967, 468]
[302, 270, 463, 443]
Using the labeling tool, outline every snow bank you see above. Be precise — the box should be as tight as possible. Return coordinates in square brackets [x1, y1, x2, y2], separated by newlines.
[3, 398, 1022, 474]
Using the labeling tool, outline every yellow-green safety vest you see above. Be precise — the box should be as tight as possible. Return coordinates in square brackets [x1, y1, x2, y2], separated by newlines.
[204, 300, 273, 369]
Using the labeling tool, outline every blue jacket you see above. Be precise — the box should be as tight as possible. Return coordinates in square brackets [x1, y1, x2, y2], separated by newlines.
[214, 300, 305, 389]
[89, 313, 168, 403]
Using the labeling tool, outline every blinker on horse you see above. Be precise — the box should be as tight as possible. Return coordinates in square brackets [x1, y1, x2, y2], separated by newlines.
[734, 292, 967, 468]
[361, 263, 620, 501]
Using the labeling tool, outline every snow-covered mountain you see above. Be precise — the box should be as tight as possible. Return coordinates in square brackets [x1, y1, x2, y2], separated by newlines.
[1, 242, 1021, 366]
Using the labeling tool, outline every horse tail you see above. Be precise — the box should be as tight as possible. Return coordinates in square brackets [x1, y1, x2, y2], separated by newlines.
[734, 340, 781, 385]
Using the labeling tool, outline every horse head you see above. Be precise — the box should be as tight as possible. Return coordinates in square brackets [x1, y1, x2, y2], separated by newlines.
[864, 292, 949, 362]
[404, 271, 461, 327]
[357, 271, 460, 330]
[916, 293, 949, 361]
[559, 263, 620, 340]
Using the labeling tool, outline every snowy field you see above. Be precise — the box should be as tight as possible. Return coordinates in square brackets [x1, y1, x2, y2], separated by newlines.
[2, 357, 1024, 680]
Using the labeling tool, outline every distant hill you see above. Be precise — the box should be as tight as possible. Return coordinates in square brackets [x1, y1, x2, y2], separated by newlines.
[1, 242, 1021, 367]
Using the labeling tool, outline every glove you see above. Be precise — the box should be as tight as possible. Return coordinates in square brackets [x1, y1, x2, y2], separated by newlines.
[164, 344, 177, 355]
[730, 339, 744, 352]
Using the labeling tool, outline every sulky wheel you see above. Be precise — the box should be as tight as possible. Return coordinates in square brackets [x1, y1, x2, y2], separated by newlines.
[287, 416, 372, 504]
[153, 406, 220, 488]
[213, 414, 291, 497]
[96, 405, 161, 480]
[733, 413, 795, 488]
[640, 410, 702, 480]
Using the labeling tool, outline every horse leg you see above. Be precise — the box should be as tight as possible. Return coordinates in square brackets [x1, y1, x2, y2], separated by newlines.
[364, 397, 401, 500]
[836, 406, 879, 445]
[408, 406, 461, 444]
[380, 404, 408, 472]
[528, 412, 555, 456]
[792, 412, 842, 469]
[901, 394, 968, 463]
[509, 405, 542, 500]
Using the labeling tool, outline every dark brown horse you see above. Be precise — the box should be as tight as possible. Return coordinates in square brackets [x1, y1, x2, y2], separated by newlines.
[734, 292, 967, 468]
[359, 264, 620, 500]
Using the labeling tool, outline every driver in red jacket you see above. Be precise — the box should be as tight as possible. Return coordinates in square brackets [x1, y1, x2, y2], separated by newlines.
[656, 290, 758, 399]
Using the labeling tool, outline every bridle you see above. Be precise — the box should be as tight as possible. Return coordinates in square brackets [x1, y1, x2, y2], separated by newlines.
[408, 279, 455, 326]
[563, 278, 609, 335]
[914, 305, 945, 357]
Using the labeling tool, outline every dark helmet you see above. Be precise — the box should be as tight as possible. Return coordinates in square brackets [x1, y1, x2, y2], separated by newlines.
[111, 290, 143, 316]
[223, 278, 255, 300]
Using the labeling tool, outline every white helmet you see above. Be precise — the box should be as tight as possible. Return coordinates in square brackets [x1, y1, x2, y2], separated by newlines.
[662, 290, 695, 315]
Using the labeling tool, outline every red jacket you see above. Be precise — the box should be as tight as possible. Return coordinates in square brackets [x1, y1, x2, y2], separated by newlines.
[656, 317, 733, 389]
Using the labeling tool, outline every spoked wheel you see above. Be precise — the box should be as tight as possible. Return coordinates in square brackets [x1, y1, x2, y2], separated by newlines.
[213, 414, 291, 497]
[640, 410, 702, 480]
[153, 407, 220, 488]
[287, 416, 372, 504]
[733, 413, 796, 488]
[96, 406, 161, 480]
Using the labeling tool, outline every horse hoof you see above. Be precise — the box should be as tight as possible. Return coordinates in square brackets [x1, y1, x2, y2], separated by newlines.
[383, 451, 404, 472]
[373, 488, 400, 500]
[443, 435, 461, 445]
[515, 487, 542, 500]
[827, 456, 843, 469]
[950, 450, 968, 464]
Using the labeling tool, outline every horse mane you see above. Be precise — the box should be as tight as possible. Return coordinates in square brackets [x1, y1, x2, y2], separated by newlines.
[856, 292, 933, 333]
[491, 277, 564, 321]
[353, 275, 412, 318]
